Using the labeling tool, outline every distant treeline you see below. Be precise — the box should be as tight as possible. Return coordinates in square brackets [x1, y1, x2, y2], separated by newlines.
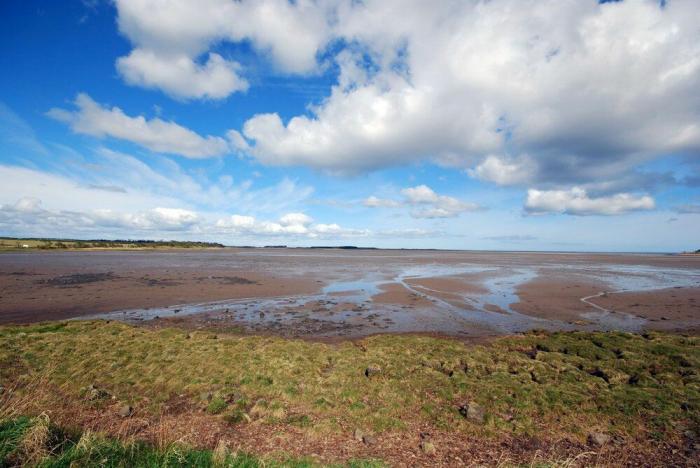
[0, 237, 224, 249]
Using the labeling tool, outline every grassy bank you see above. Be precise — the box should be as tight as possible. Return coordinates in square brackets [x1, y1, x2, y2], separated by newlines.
[0, 415, 381, 467]
[0, 321, 698, 465]
[0, 237, 224, 251]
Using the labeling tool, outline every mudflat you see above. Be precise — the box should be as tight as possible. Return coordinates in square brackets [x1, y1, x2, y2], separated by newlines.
[1, 249, 698, 338]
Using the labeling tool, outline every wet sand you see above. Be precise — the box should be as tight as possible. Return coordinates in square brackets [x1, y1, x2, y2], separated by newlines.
[0, 249, 698, 338]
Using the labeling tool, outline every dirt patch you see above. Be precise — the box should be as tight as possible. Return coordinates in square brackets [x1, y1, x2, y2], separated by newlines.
[212, 276, 258, 286]
[39, 272, 117, 287]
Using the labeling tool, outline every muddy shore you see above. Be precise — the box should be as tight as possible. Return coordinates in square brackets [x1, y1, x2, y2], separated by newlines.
[1, 248, 698, 338]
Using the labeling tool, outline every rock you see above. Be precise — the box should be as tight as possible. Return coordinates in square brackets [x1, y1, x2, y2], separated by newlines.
[86, 385, 110, 401]
[118, 404, 133, 418]
[362, 434, 377, 446]
[364, 365, 382, 378]
[459, 402, 485, 423]
[353, 428, 365, 441]
[420, 441, 436, 455]
[588, 432, 610, 447]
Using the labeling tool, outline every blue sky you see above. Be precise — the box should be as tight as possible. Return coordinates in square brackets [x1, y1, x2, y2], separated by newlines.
[1, 0, 699, 251]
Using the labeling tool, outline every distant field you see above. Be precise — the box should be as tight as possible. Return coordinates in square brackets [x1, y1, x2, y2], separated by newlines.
[1, 321, 697, 466]
[0, 237, 225, 251]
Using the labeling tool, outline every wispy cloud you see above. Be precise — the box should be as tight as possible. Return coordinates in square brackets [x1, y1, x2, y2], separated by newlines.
[47, 94, 231, 158]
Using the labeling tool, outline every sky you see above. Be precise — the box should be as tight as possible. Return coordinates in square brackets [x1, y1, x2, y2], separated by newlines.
[0, 0, 699, 252]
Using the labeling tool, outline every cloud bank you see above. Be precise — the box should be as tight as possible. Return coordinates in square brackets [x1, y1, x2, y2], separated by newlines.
[110, 0, 700, 214]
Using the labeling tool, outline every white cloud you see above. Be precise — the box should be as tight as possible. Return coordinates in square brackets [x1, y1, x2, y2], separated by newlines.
[468, 155, 536, 186]
[0, 197, 200, 234]
[107, 0, 700, 196]
[364, 185, 479, 218]
[279, 212, 313, 227]
[117, 50, 248, 100]
[0, 156, 320, 240]
[525, 187, 655, 216]
[401, 185, 479, 218]
[0, 162, 359, 241]
[227, 0, 700, 189]
[215, 212, 366, 239]
[114, 0, 333, 99]
[47, 94, 230, 158]
[401, 185, 442, 204]
[363, 196, 400, 208]
[89, 207, 200, 230]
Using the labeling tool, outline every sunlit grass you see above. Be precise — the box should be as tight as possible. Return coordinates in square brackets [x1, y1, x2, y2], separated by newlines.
[0, 320, 698, 464]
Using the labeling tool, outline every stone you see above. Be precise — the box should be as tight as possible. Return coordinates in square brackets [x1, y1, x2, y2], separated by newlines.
[86, 385, 110, 401]
[588, 432, 610, 447]
[118, 404, 133, 418]
[353, 428, 365, 441]
[364, 365, 382, 378]
[459, 402, 485, 423]
[420, 441, 436, 455]
[362, 434, 377, 446]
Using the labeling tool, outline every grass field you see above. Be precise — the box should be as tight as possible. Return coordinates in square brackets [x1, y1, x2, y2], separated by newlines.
[0, 321, 698, 465]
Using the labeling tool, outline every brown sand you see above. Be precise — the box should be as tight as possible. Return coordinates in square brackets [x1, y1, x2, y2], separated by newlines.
[1, 249, 699, 336]
[0, 268, 317, 323]
[592, 286, 700, 330]
[512, 275, 607, 323]
[372, 282, 434, 307]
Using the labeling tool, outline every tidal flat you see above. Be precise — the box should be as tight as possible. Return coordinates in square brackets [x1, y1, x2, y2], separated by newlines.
[1, 249, 698, 338]
[0, 249, 699, 466]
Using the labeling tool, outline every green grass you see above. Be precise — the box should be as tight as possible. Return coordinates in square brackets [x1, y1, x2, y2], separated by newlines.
[0, 415, 382, 467]
[0, 321, 698, 463]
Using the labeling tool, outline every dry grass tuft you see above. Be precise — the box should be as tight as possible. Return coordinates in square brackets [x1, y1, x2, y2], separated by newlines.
[15, 412, 51, 465]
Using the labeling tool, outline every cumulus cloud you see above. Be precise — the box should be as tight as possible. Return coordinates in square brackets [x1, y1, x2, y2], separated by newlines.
[364, 185, 479, 219]
[117, 50, 248, 100]
[525, 187, 655, 216]
[114, 0, 333, 99]
[215, 212, 366, 239]
[47, 94, 230, 158]
[108, 0, 700, 200]
[401, 185, 479, 218]
[468, 155, 536, 186]
[226, 0, 700, 189]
